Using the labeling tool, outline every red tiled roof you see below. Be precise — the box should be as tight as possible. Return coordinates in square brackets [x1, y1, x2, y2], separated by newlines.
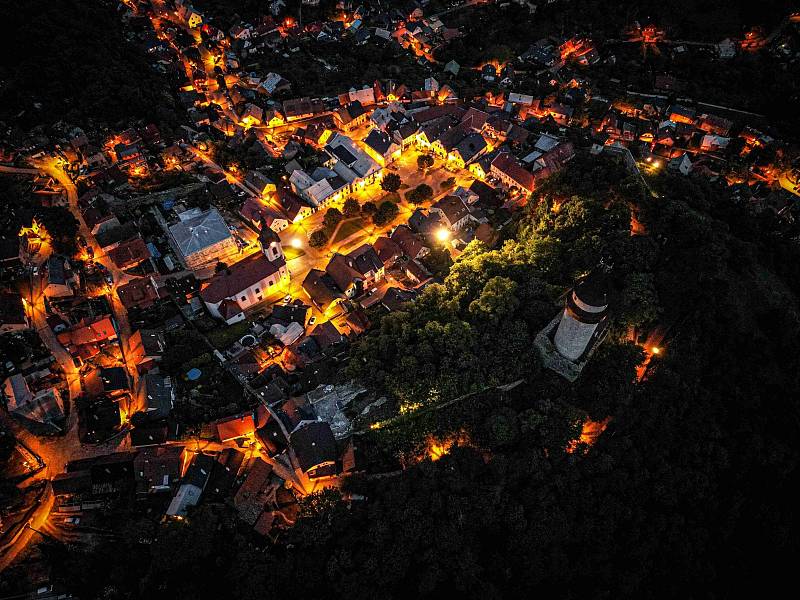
[117, 277, 161, 310]
[200, 253, 285, 305]
[108, 237, 151, 269]
[491, 153, 535, 192]
[373, 236, 402, 265]
[216, 411, 256, 442]
[57, 315, 116, 347]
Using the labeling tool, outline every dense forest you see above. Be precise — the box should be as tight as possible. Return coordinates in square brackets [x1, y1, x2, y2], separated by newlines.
[0, 0, 180, 133]
[27, 154, 800, 598]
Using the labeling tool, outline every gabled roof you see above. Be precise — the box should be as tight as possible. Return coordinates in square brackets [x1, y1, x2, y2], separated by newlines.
[216, 411, 256, 442]
[108, 237, 151, 269]
[233, 457, 274, 525]
[325, 253, 365, 293]
[200, 253, 286, 305]
[432, 195, 469, 226]
[491, 153, 536, 192]
[364, 129, 396, 155]
[390, 225, 428, 259]
[302, 269, 344, 309]
[348, 244, 383, 277]
[290, 421, 337, 474]
[117, 277, 161, 310]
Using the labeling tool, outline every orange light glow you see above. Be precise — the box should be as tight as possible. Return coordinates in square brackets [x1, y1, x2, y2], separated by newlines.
[566, 417, 611, 454]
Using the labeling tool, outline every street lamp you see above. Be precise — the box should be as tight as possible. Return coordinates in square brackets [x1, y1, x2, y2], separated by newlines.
[290, 238, 302, 249]
[435, 228, 450, 243]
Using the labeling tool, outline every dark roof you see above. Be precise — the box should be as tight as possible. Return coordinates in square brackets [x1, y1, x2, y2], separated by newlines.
[574, 268, 609, 308]
[206, 448, 245, 498]
[364, 129, 395, 155]
[183, 453, 215, 489]
[290, 421, 337, 474]
[130, 423, 169, 447]
[100, 367, 129, 392]
[134, 445, 184, 493]
[271, 303, 309, 325]
[330, 144, 358, 165]
[144, 373, 173, 419]
[302, 269, 344, 309]
[348, 244, 383, 277]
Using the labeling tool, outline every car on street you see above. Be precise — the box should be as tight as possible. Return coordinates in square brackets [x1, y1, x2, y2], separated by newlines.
[64, 517, 81, 525]
[308, 316, 317, 326]
[283, 295, 292, 304]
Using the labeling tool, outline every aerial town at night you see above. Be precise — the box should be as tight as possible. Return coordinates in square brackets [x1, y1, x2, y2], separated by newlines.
[1, 0, 799, 598]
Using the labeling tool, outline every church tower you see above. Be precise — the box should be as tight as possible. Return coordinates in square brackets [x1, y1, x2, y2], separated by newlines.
[259, 226, 284, 263]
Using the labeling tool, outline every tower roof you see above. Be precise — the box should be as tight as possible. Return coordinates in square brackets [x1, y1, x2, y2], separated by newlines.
[574, 269, 609, 308]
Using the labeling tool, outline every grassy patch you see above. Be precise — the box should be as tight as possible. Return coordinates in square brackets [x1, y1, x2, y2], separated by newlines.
[332, 218, 366, 244]
[205, 319, 252, 349]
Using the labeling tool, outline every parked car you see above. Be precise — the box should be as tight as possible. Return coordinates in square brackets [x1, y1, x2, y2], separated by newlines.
[64, 517, 81, 525]
[308, 316, 317, 326]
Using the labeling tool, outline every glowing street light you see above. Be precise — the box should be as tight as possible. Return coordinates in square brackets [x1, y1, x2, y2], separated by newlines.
[435, 228, 450, 243]
[651, 346, 661, 355]
[290, 238, 302, 249]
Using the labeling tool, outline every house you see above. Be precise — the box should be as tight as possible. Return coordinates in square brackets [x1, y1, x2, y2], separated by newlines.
[668, 153, 693, 176]
[116, 276, 162, 310]
[81, 202, 121, 236]
[233, 457, 274, 526]
[44, 255, 77, 297]
[206, 448, 245, 499]
[325, 133, 382, 187]
[667, 104, 696, 125]
[362, 129, 401, 165]
[390, 225, 429, 260]
[240, 197, 289, 232]
[302, 269, 344, 312]
[108, 237, 151, 270]
[244, 170, 276, 197]
[333, 101, 368, 131]
[325, 244, 384, 298]
[216, 411, 256, 442]
[99, 367, 129, 396]
[491, 153, 536, 193]
[134, 445, 186, 494]
[290, 421, 338, 479]
[200, 253, 288, 323]
[141, 373, 174, 420]
[431, 195, 472, 230]
[0, 291, 28, 334]
[282, 97, 326, 121]
[128, 329, 166, 373]
[57, 315, 117, 359]
[2, 374, 64, 432]
[168, 208, 239, 273]
[177, 4, 203, 28]
[166, 453, 215, 518]
[373, 236, 402, 267]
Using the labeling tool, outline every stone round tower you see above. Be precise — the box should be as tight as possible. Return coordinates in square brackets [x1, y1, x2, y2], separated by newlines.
[553, 270, 609, 362]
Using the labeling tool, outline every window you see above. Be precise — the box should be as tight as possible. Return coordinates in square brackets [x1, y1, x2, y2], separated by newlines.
[254, 288, 260, 293]
[257, 296, 262, 302]
[241, 296, 246, 302]
[269, 280, 274, 287]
